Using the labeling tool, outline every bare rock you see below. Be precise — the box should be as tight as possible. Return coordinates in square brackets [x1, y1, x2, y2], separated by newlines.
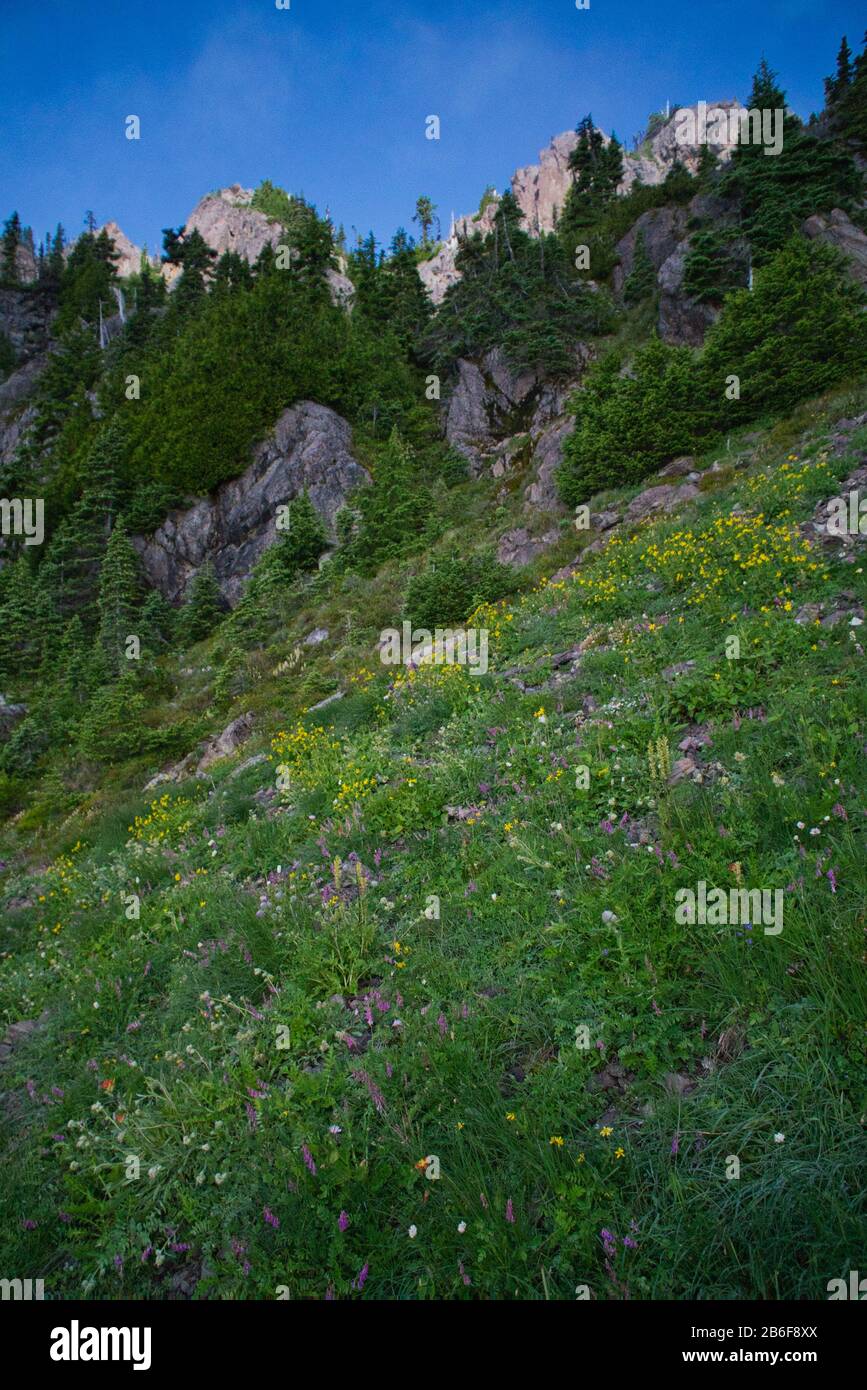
[444, 348, 541, 475]
[422, 104, 743, 302]
[143, 753, 197, 791]
[0, 695, 27, 741]
[0, 287, 56, 361]
[662, 660, 696, 681]
[197, 713, 254, 772]
[803, 209, 867, 286]
[657, 455, 698, 479]
[658, 244, 720, 346]
[99, 221, 159, 279]
[625, 480, 700, 523]
[133, 401, 369, 606]
[612, 207, 688, 295]
[309, 691, 343, 713]
[497, 527, 559, 568]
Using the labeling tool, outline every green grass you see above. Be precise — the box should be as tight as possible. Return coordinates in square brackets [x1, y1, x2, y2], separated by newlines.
[0, 384, 865, 1300]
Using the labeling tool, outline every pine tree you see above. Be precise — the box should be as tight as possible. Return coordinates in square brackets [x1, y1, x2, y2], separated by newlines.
[176, 561, 223, 644]
[622, 229, 656, 304]
[353, 429, 431, 569]
[1, 212, 22, 283]
[162, 226, 217, 309]
[96, 517, 142, 675]
[138, 589, 176, 656]
[0, 554, 42, 678]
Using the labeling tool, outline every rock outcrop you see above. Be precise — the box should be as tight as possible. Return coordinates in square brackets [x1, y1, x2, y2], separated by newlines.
[443, 348, 541, 474]
[421, 102, 745, 305]
[171, 185, 355, 308]
[657, 244, 720, 347]
[0, 287, 55, 363]
[497, 526, 560, 568]
[99, 221, 159, 279]
[0, 694, 27, 741]
[443, 345, 594, 500]
[197, 712, 255, 772]
[802, 209, 867, 286]
[132, 401, 369, 606]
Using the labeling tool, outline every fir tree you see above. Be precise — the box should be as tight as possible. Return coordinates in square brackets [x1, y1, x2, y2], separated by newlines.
[353, 429, 431, 569]
[622, 229, 656, 304]
[137, 589, 176, 656]
[162, 226, 217, 309]
[413, 197, 438, 247]
[721, 58, 861, 261]
[96, 517, 142, 674]
[1, 212, 22, 284]
[176, 561, 223, 644]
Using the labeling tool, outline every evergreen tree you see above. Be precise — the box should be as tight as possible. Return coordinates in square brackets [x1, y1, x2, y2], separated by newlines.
[622, 229, 656, 304]
[721, 58, 861, 261]
[682, 230, 748, 303]
[831, 31, 867, 147]
[176, 561, 223, 644]
[1, 211, 22, 283]
[213, 250, 253, 296]
[55, 228, 120, 334]
[96, 517, 142, 674]
[138, 589, 176, 655]
[0, 554, 41, 678]
[825, 36, 853, 107]
[162, 226, 217, 309]
[413, 197, 438, 247]
[567, 117, 624, 220]
[352, 429, 431, 569]
[124, 258, 166, 347]
[697, 145, 719, 188]
[79, 666, 149, 762]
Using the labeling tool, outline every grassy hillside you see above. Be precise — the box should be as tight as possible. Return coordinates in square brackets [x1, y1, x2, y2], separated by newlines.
[1, 377, 864, 1300]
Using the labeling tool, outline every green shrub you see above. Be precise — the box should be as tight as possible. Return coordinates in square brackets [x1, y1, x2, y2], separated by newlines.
[403, 547, 512, 629]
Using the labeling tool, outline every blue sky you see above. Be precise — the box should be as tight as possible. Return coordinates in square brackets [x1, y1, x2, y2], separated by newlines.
[1, 0, 863, 256]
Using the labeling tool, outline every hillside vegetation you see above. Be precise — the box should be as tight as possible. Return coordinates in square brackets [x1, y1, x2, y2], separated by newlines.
[0, 43, 865, 1300]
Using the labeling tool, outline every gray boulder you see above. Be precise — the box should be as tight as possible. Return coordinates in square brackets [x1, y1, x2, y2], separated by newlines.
[497, 526, 560, 569]
[625, 480, 700, 523]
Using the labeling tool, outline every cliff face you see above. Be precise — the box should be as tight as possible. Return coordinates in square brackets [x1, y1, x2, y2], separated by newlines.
[420, 102, 745, 304]
[165, 185, 356, 307]
[93, 187, 355, 308]
[132, 401, 369, 606]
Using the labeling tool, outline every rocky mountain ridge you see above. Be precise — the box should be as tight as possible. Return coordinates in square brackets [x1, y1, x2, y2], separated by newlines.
[420, 101, 745, 303]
